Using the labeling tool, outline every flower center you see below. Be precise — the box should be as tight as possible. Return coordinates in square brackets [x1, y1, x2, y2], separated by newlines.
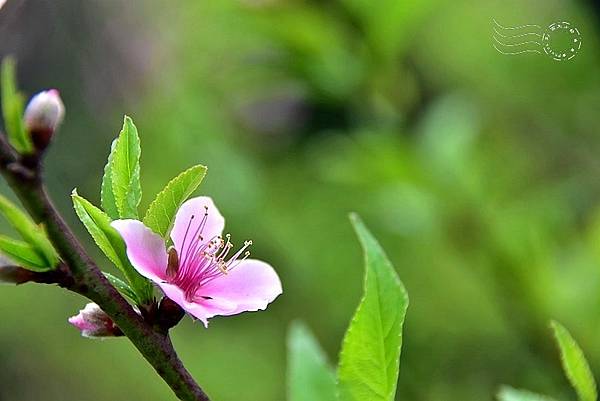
[165, 212, 251, 302]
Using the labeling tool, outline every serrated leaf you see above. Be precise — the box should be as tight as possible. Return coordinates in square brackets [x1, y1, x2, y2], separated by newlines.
[143, 165, 207, 238]
[104, 272, 138, 304]
[551, 320, 597, 401]
[110, 116, 142, 219]
[497, 386, 558, 401]
[287, 321, 337, 401]
[101, 138, 119, 219]
[337, 214, 409, 401]
[1, 57, 32, 154]
[0, 194, 58, 267]
[0, 235, 50, 271]
[72, 191, 153, 303]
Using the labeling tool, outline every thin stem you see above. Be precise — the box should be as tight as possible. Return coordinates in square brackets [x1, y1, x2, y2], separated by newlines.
[0, 134, 210, 401]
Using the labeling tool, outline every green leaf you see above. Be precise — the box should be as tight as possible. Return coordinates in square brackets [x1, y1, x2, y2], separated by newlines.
[72, 191, 122, 267]
[101, 138, 119, 219]
[497, 386, 558, 401]
[551, 320, 597, 401]
[0, 235, 50, 271]
[143, 165, 207, 237]
[110, 116, 142, 219]
[337, 214, 409, 401]
[104, 272, 138, 304]
[0, 57, 33, 154]
[72, 190, 152, 303]
[0, 194, 58, 267]
[287, 321, 337, 401]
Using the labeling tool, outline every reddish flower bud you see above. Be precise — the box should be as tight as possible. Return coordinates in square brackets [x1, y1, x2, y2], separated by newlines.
[68, 303, 122, 338]
[24, 89, 65, 151]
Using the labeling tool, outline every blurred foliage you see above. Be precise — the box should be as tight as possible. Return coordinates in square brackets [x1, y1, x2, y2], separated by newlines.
[1, 0, 600, 400]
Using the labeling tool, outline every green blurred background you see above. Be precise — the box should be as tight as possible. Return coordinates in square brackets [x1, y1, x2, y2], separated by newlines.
[1, 0, 600, 400]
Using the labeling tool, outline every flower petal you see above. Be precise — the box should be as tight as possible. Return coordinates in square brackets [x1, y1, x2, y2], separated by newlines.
[198, 259, 282, 317]
[170, 196, 225, 259]
[158, 282, 236, 327]
[111, 219, 167, 283]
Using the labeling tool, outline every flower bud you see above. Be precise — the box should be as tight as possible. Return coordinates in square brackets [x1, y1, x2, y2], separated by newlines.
[24, 89, 65, 151]
[68, 303, 122, 338]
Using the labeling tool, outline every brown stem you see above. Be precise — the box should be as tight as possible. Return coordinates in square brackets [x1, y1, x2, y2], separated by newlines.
[0, 262, 73, 285]
[0, 134, 210, 401]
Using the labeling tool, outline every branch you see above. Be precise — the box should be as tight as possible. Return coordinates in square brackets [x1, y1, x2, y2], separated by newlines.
[0, 133, 210, 401]
[0, 263, 73, 285]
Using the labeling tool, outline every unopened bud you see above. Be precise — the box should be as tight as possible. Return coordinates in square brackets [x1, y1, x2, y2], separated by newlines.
[24, 89, 65, 151]
[68, 303, 122, 338]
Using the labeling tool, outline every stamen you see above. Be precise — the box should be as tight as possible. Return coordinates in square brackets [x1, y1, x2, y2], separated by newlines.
[218, 261, 228, 274]
[169, 208, 255, 300]
[179, 215, 195, 257]
[226, 240, 252, 270]
[180, 211, 209, 269]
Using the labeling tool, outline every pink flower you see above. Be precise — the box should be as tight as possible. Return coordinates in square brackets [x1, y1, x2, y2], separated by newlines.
[111, 196, 282, 327]
[68, 303, 122, 338]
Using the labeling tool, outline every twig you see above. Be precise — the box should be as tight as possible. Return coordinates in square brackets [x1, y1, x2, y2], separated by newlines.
[0, 132, 210, 401]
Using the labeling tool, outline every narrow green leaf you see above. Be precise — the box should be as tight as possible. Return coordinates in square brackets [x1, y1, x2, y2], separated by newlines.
[143, 165, 207, 237]
[110, 116, 142, 219]
[287, 321, 337, 401]
[103, 272, 138, 304]
[497, 386, 558, 401]
[0, 235, 50, 271]
[72, 191, 121, 267]
[72, 190, 153, 303]
[337, 214, 409, 401]
[0, 57, 32, 153]
[101, 138, 119, 219]
[0, 194, 58, 267]
[551, 320, 597, 401]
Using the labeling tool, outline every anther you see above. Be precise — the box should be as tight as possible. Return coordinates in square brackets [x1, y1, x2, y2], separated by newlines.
[218, 261, 228, 274]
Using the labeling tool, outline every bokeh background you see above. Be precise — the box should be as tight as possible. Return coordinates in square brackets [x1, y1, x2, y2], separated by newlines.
[1, 0, 600, 400]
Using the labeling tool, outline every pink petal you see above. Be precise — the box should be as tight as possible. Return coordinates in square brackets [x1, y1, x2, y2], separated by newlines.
[111, 219, 168, 283]
[158, 282, 236, 327]
[68, 312, 95, 332]
[171, 196, 225, 258]
[198, 259, 282, 317]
